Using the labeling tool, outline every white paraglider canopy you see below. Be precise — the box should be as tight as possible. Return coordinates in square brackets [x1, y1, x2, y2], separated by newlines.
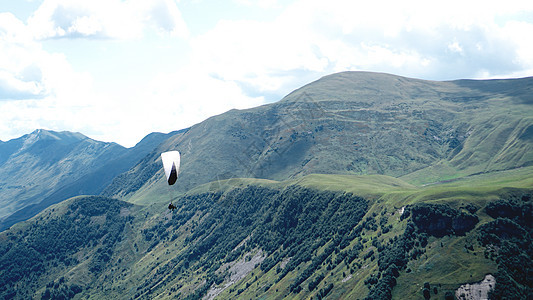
[161, 151, 180, 185]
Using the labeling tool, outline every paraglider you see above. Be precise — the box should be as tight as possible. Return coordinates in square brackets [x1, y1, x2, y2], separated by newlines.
[161, 151, 180, 211]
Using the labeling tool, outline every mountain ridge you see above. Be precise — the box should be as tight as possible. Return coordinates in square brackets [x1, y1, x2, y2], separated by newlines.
[1, 169, 531, 299]
[0, 71, 532, 299]
[103, 71, 533, 202]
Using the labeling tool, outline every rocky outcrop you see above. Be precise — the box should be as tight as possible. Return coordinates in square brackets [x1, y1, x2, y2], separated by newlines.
[455, 274, 495, 300]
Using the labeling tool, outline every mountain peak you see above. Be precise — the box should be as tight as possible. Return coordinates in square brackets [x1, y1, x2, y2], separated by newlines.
[14, 129, 89, 154]
[280, 71, 436, 105]
[29, 129, 88, 142]
[104, 73, 533, 198]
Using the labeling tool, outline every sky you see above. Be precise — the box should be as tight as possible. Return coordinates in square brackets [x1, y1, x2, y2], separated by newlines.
[1, 0, 533, 147]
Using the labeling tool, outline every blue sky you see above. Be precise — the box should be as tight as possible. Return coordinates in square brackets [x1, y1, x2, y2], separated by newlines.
[1, 0, 533, 147]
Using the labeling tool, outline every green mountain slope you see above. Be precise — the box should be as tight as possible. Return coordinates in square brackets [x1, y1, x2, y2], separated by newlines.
[1, 170, 531, 299]
[103, 72, 533, 204]
[1, 72, 532, 299]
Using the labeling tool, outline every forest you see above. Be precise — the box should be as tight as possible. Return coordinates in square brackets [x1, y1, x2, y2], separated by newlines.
[0, 187, 531, 299]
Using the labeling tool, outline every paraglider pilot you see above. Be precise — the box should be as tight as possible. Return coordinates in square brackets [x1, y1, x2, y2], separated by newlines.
[168, 203, 177, 211]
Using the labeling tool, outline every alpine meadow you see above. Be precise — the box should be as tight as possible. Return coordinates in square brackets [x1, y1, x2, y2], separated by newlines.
[0, 72, 532, 300]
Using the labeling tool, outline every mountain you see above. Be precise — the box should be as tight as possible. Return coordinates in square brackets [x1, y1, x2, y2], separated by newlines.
[103, 71, 533, 202]
[0, 72, 532, 299]
[0, 129, 179, 231]
[1, 171, 531, 299]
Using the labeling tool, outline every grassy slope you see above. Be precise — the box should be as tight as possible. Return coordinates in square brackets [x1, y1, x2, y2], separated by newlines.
[119, 166, 531, 299]
[103, 73, 533, 204]
[1, 166, 531, 299]
[400, 96, 533, 185]
[4, 73, 532, 299]
[60, 74, 533, 298]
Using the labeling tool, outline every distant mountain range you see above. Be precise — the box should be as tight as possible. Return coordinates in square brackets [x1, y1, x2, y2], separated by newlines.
[0, 72, 532, 299]
[0, 129, 180, 231]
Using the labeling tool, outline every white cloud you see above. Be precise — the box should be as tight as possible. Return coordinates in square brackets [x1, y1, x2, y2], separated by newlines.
[0, 12, 90, 101]
[148, 0, 189, 37]
[0, 13, 46, 100]
[47, 66, 267, 146]
[0, 0, 191, 145]
[189, 0, 533, 99]
[234, 0, 282, 9]
[143, 67, 265, 131]
[0, 69, 45, 100]
[190, 12, 330, 99]
[447, 40, 463, 55]
[0, 11, 95, 142]
[27, 0, 189, 40]
[2, 0, 533, 147]
[500, 20, 533, 76]
[308, 0, 533, 79]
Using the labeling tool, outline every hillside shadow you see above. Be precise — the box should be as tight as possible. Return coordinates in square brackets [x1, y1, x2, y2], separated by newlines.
[453, 76, 533, 104]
